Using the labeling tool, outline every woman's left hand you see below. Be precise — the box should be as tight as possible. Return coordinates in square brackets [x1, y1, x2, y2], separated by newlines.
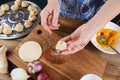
[59, 24, 95, 55]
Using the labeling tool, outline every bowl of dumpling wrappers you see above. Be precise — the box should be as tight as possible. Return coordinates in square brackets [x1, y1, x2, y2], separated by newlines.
[0, 0, 41, 39]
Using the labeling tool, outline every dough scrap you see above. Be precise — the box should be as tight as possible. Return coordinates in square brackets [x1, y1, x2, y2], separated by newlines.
[14, 23, 24, 33]
[19, 41, 42, 62]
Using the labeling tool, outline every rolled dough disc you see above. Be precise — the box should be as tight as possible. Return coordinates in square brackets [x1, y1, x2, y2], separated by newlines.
[19, 41, 42, 62]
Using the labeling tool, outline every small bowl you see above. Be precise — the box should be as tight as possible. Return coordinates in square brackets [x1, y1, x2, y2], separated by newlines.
[80, 74, 102, 80]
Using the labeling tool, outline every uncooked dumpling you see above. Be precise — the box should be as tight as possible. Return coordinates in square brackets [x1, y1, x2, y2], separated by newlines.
[1, 4, 9, 11]
[29, 8, 38, 16]
[3, 26, 12, 35]
[0, 26, 3, 33]
[14, 23, 24, 33]
[28, 5, 36, 11]
[11, 5, 19, 11]
[24, 20, 32, 28]
[0, 10, 5, 16]
[19, 41, 42, 62]
[14, 0, 21, 6]
[55, 41, 67, 51]
[21, 1, 29, 8]
[28, 15, 37, 21]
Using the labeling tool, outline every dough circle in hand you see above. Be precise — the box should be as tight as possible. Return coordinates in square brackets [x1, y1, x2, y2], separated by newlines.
[11, 5, 19, 11]
[55, 41, 67, 51]
[2, 26, 12, 35]
[0, 10, 5, 16]
[21, 1, 29, 8]
[1, 4, 9, 11]
[14, 23, 24, 32]
[19, 41, 42, 62]
[24, 20, 32, 28]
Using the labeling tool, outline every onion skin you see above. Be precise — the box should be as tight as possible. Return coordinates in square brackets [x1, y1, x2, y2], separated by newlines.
[28, 61, 43, 74]
[37, 72, 51, 80]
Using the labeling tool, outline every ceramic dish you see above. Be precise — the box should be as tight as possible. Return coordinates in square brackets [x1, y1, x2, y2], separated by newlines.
[91, 22, 120, 54]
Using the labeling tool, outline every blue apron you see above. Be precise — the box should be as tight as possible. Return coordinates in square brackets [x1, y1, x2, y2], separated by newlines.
[59, 0, 106, 21]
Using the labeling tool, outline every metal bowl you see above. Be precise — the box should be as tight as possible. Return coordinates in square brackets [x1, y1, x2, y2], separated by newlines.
[0, 1, 41, 39]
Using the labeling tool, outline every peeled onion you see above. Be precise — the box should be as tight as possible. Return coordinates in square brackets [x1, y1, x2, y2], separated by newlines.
[10, 68, 30, 80]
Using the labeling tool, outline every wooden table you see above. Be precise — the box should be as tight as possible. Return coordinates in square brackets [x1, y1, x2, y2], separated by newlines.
[0, 18, 120, 80]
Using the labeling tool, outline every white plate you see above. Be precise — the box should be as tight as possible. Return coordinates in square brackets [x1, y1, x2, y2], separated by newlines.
[91, 22, 120, 54]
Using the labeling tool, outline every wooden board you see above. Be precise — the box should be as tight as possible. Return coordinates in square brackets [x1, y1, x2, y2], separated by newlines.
[8, 25, 106, 80]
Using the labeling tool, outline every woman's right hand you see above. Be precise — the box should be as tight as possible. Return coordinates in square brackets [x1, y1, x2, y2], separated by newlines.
[40, 0, 60, 34]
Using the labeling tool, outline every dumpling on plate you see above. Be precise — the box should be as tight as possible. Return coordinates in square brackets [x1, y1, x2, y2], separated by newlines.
[14, 23, 24, 33]
[14, 0, 21, 6]
[29, 8, 38, 16]
[3, 26, 12, 35]
[21, 1, 29, 8]
[28, 5, 36, 11]
[24, 20, 32, 28]
[28, 15, 37, 21]
[0, 10, 5, 16]
[0, 26, 3, 33]
[1, 4, 9, 11]
[11, 5, 19, 11]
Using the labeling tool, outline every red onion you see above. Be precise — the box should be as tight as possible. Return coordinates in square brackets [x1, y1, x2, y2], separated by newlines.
[28, 61, 43, 74]
[37, 72, 51, 80]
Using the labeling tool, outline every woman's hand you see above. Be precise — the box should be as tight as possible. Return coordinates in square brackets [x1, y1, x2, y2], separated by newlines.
[59, 24, 95, 55]
[40, 0, 60, 34]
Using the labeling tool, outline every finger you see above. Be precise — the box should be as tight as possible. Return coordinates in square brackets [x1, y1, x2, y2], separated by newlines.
[52, 10, 59, 28]
[41, 13, 52, 34]
[60, 35, 71, 42]
[60, 47, 80, 55]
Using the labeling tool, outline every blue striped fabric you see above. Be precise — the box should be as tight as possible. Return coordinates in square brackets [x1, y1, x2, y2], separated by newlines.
[59, 0, 106, 21]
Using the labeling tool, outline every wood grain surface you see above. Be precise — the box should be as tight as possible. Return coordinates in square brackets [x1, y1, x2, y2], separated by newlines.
[8, 25, 106, 80]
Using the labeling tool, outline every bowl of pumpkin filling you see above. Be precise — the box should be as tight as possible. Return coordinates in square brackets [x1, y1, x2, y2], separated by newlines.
[91, 22, 120, 54]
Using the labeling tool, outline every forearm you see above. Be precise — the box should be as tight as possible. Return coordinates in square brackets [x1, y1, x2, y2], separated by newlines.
[48, 0, 59, 4]
[87, 0, 120, 34]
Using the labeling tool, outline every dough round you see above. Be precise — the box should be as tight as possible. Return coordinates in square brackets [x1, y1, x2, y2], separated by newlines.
[1, 4, 9, 11]
[28, 5, 36, 11]
[24, 20, 32, 28]
[19, 41, 42, 62]
[14, 23, 24, 33]
[29, 8, 38, 16]
[28, 15, 37, 21]
[0, 10, 5, 16]
[11, 5, 19, 11]
[3, 26, 12, 35]
[21, 1, 29, 8]
[0, 26, 3, 33]
[55, 41, 67, 51]
[14, 1, 21, 7]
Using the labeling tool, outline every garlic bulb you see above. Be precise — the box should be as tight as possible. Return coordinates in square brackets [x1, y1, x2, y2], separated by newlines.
[10, 68, 30, 80]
